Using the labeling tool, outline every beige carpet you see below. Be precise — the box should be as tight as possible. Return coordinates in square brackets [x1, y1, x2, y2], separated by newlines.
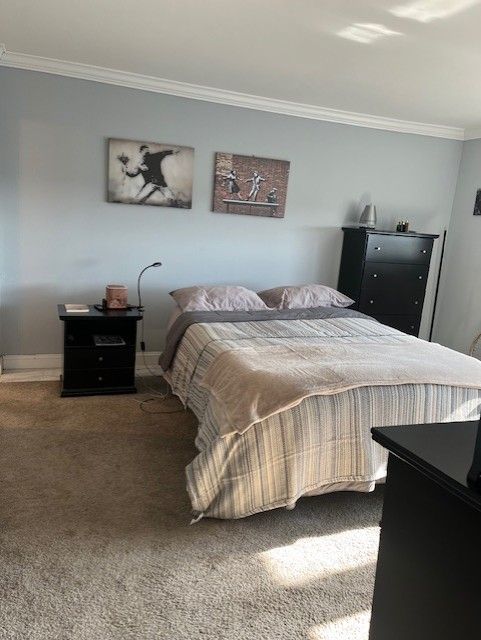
[0, 379, 383, 640]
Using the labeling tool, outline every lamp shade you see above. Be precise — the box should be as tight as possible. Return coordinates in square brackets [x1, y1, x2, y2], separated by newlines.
[359, 204, 377, 228]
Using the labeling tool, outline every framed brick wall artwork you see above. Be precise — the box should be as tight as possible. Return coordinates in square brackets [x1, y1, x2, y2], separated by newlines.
[108, 138, 194, 208]
[212, 152, 290, 218]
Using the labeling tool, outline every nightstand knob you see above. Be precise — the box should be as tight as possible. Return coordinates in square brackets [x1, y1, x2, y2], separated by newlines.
[372, 273, 378, 278]
[421, 249, 427, 254]
[374, 246, 381, 251]
[98, 376, 103, 382]
[414, 300, 419, 305]
[410, 325, 415, 330]
[369, 300, 374, 304]
[98, 356, 104, 362]
[418, 275, 423, 280]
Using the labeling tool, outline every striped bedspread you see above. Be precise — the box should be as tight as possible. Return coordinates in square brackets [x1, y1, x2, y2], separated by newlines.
[165, 316, 481, 520]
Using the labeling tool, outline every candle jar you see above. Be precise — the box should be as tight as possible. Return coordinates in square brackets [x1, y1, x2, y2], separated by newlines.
[105, 285, 128, 309]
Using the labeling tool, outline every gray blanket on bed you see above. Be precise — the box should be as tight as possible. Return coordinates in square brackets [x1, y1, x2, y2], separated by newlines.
[159, 306, 375, 371]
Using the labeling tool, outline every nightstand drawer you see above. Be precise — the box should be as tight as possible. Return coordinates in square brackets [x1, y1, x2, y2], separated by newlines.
[366, 235, 433, 264]
[64, 347, 135, 370]
[362, 263, 428, 293]
[62, 368, 135, 391]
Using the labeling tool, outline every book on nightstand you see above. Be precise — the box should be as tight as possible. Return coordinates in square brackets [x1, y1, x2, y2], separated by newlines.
[64, 304, 89, 313]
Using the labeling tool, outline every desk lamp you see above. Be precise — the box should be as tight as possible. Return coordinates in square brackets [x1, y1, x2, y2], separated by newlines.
[137, 261, 162, 352]
[137, 262, 162, 312]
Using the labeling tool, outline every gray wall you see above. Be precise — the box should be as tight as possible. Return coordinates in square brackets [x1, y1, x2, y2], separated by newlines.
[435, 139, 481, 353]
[0, 68, 463, 356]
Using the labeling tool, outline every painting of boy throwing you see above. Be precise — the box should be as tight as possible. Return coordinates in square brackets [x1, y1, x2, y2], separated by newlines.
[108, 139, 194, 208]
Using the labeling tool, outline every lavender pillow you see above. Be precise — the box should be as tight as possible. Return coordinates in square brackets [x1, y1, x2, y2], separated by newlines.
[258, 284, 354, 310]
[170, 285, 270, 312]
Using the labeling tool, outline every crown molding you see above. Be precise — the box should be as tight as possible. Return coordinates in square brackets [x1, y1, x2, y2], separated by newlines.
[0, 49, 467, 140]
[464, 127, 481, 141]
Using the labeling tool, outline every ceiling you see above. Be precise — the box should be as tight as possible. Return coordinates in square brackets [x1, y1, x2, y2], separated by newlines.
[2, 0, 481, 134]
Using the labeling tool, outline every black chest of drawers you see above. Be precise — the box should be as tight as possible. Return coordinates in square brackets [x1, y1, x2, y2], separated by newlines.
[337, 228, 439, 336]
[58, 305, 142, 397]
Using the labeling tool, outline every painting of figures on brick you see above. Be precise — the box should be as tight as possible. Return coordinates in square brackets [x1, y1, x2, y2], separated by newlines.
[108, 139, 194, 208]
[213, 152, 290, 218]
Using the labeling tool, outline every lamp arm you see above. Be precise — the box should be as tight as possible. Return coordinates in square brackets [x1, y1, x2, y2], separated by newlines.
[137, 266, 151, 311]
[136, 261, 162, 311]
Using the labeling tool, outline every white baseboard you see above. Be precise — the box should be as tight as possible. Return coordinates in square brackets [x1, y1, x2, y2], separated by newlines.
[4, 353, 61, 370]
[2, 351, 162, 371]
[135, 351, 162, 368]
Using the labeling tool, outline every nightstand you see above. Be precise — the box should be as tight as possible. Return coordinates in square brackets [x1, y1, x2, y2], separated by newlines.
[58, 305, 142, 397]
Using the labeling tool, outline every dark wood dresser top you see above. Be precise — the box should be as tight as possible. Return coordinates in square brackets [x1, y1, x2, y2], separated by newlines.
[372, 421, 481, 512]
[342, 226, 439, 239]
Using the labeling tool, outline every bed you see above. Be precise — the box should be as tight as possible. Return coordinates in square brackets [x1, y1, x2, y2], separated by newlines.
[160, 307, 481, 520]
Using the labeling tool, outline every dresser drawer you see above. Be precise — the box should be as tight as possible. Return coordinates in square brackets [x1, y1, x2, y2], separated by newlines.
[64, 346, 135, 370]
[63, 367, 135, 391]
[362, 263, 428, 293]
[373, 315, 421, 336]
[366, 234, 433, 264]
[360, 289, 425, 315]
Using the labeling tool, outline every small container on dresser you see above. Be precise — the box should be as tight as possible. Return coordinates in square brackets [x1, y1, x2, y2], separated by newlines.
[337, 228, 439, 337]
[57, 305, 142, 397]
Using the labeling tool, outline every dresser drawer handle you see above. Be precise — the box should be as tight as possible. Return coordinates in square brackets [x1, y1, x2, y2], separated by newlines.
[372, 273, 378, 278]
[374, 246, 381, 251]
[418, 275, 423, 280]
[421, 249, 427, 254]
[414, 300, 419, 305]
[369, 300, 374, 304]
[98, 356, 104, 362]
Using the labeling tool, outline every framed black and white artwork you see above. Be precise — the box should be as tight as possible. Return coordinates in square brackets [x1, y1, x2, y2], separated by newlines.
[108, 138, 194, 209]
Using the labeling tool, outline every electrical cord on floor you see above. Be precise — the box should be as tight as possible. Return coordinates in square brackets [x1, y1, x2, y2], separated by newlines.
[137, 316, 170, 397]
[137, 360, 170, 399]
[136, 397, 185, 415]
[134, 377, 185, 415]
[134, 374, 185, 414]
[134, 315, 185, 414]
[139, 318, 167, 381]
